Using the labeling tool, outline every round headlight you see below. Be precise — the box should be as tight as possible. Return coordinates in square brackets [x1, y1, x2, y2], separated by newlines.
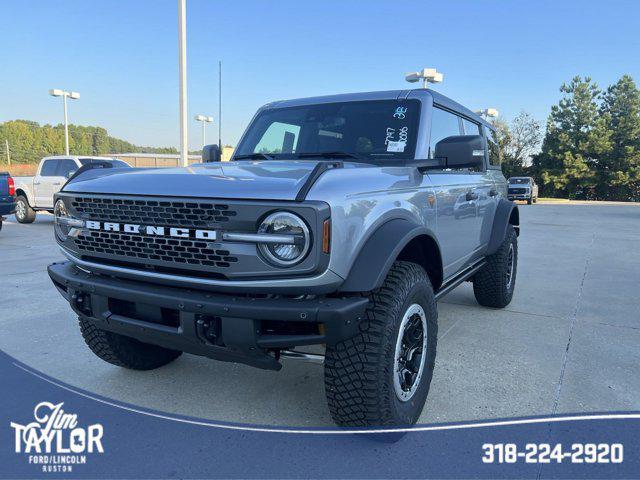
[54, 199, 70, 241]
[54, 199, 84, 241]
[258, 212, 310, 266]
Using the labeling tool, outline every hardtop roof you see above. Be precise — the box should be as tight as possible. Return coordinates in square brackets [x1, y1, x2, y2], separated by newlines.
[264, 88, 494, 130]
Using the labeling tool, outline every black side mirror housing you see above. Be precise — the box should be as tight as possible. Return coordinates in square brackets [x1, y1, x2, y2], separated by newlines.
[202, 144, 221, 163]
[434, 135, 485, 170]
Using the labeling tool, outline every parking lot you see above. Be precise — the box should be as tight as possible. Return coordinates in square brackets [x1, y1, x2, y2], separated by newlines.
[1, 202, 638, 427]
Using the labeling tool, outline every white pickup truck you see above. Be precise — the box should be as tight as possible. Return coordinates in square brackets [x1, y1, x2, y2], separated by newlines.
[14, 156, 130, 223]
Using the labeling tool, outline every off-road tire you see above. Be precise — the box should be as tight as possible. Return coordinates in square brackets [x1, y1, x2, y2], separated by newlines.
[15, 195, 36, 223]
[79, 317, 182, 370]
[473, 225, 518, 308]
[324, 261, 438, 427]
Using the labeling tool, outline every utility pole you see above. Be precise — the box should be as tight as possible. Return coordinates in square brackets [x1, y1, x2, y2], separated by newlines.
[218, 60, 222, 150]
[4, 139, 10, 165]
[178, 0, 189, 167]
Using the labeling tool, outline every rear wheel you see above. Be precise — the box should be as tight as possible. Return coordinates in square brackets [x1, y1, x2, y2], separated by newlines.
[79, 318, 182, 370]
[324, 261, 438, 427]
[15, 195, 36, 223]
[473, 225, 518, 308]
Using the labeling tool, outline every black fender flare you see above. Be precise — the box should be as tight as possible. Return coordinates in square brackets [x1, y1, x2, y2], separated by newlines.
[486, 199, 519, 255]
[339, 218, 441, 293]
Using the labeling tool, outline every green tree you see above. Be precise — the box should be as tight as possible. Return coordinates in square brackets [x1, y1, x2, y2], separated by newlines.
[494, 111, 542, 179]
[532, 76, 611, 199]
[598, 75, 640, 201]
[490, 117, 513, 173]
[0, 120, 177, 164]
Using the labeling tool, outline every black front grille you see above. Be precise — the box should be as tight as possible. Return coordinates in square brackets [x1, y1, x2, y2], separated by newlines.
[71, 197, 237, 228]
[74, 231, 238, 268]
[508, 188, 527, 194]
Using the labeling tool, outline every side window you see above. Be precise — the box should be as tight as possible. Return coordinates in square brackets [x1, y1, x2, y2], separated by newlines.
[56, 159, 78, 178]
[254, 122, 301, 154]
[462, 118, 480, 135]
[429, 107, 462, 158]
[39, 160, 58, 176]
[485, 127, 501, 167]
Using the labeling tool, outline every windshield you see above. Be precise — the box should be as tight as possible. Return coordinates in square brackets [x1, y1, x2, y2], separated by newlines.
[509, 177, 530, 184]
[235, 100, 420, 161]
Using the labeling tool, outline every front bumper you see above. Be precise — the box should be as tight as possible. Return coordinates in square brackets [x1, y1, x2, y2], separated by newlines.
[508, 194, 531, 200]
[48, 261, 368, 370]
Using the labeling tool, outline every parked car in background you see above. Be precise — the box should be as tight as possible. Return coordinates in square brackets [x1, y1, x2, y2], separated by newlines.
[0, 172, 16, 232]
[508, 176, 538, 204]
[13, 156, 130, 223]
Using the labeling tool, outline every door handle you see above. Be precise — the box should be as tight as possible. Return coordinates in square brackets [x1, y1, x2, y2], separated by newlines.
[52, 182, 61, 186]
[489, 189, 498, 197]
[34, 182, 40, 185]
[466, 191, 479, 201]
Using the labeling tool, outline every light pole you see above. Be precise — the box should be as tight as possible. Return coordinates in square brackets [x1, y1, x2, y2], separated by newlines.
[405, 68, 444, 88]
[194, 115, 214, 149]
[49, 89, 80, 155]
[178, 0, 188, 166]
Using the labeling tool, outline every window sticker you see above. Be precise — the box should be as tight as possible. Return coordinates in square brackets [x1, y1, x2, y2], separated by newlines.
[385, 127, 396, 145]
[387, 141, 407, 152]
[393, 106, 408, 119]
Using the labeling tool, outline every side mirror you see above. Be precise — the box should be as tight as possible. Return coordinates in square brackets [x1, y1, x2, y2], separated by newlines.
[65, 171, 75, 179]
[202, 144, 221, 163]
[434, 135, 485, 170]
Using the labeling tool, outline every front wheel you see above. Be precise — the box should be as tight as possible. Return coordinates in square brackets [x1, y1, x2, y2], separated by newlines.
[324, 261, 438, 427]
[473, 225, 518, 308]
[15, 195, 36, 223]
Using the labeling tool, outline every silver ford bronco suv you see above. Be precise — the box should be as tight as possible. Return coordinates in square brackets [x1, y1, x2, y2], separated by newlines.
[48, 89, 519, 427]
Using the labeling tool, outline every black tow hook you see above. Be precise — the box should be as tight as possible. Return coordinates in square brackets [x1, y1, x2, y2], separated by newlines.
[71, 292, 92, 316]
[195, 314, 223, 346]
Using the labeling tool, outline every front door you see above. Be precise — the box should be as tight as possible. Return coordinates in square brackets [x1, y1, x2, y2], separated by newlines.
[34, 159, 62, 208]
[427, 107, 482, 279]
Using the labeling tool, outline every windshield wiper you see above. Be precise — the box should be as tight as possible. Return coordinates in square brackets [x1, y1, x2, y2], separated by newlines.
[297, 151, 362, 160]
[234, 153, 274, 160]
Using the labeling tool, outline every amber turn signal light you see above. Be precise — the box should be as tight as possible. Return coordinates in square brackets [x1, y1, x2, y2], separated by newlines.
[322, 219, 331, 253]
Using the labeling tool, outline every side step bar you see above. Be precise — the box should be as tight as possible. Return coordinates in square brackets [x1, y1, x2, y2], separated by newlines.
[434, 259, 487, 301]
[280, 350, 325, 364]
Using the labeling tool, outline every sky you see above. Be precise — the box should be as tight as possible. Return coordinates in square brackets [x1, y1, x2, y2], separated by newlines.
[1, 0, 639, 151]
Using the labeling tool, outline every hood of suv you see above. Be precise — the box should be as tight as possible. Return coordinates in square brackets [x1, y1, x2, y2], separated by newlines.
[63, 161, 328, 200]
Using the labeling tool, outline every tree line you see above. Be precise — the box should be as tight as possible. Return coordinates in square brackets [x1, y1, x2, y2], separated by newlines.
[494, 74, 640, 202]
[0, 120, 177, 164]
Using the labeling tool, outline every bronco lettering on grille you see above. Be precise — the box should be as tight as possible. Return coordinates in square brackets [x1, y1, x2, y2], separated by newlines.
[85, 220, 217, 240]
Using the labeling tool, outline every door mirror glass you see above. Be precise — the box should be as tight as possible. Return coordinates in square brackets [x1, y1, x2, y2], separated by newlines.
[202, 144, 221, 162]
[434, 135, 485, 170]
